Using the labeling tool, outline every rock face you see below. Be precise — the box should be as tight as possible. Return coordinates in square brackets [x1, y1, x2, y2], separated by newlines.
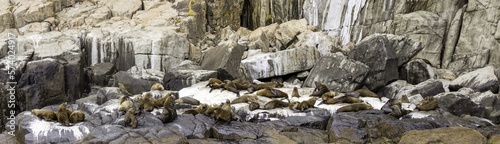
[400, 59, 435, 85]
[449, 66, 499, 93]
[162, 69, 217, 91]
[348, 35, 398, 91]
[17, 58, 66, 110]
[113, 67, 164, 94]
[201, 41, 246, 80]
[399, 127, 487, 144]
[436, 92, 487, 118]
[242, 46, 320, 80]
[206, 0, 244, 32]
[241, 0, 304, 30]
[303, 53, 369, 92]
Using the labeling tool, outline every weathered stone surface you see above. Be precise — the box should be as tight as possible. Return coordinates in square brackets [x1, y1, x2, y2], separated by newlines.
[210, 122, 264, 140]
[247, 28, 271, 52]
[17, 58, 66, 110]
[399, 59, 435, 85]
[15, 111, 91, 144]
[303, 53, 369, 92]
[113, 68, 164, 95]
[242, 0, 304, 30]
[162, 69, 217, 91]
[377, 80, 412, 99]
[103, 0, 142, 18]
[274, 19, 309, 50]
[451, 0, 500, 73]
[442, 6, 465, 68]
[295, 31, 342, 56]
[392, 11, 447, 67]
[327, 111, 439, 144]
[201, 40, 245, 80]
[87, 62, 115, 86]
[436, 92, 487, 118]
[166, 114, 214, 139]
[0, 0, 14, 33]
[397, 79, 446, 99]
[206, 0, 243, 32]
[385, 34, 424, 66]
[12, 0, 55, 28]
[242, 46, 320, 80]
[449, 66, 499, 93]
[280, 128, 327, 144]
[399, 127, 487, 144]
[348, 34, 398, 91]
[0, 134, 16, 144]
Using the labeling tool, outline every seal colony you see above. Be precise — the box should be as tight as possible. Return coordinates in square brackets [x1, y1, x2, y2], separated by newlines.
[30, 79, 440, 127]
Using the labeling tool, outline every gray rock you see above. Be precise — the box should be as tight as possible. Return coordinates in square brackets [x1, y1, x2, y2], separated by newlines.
[398, 79, 446, 98]
[436, 92, 487, 118]
[113, 112, 164, 128]
[385, 34, 424, 66]
[274, 19, 309, 50]
[303, 53, 369, 92]
[94, 87, 122, 105]
[242, 46, 320, 80]
[210, 122, 264, 140]
[377, 80, 411, 99]
[442, 6, 465, 68]
[0, 1, 14, 33]
[295, 31, 343, 56]
[327, 111, 439, 143]
[400, 59, 435, 85]
[113, 68, 164, 95]
[201, 41, 245, 80]
[296, 71, 309, 81]
[87, 62, 115, 86]
[206, 0, 243, 32]
[17, 58, 66, 110]
[282, 115, 330, 130]
[81, 125, 126, 143]
[163, 69, 217, 91]
[392, 11, 447, 67]
[166, 114, 215, 139]
[449, 66, 499, 93]
[102, 0, 142, 18]
[0, 134, 16, 144]
[15, 111, 91, 144]
[348, 34, 398, 91]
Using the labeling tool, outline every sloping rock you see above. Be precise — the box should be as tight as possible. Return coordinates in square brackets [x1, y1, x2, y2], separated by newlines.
[274, 19, 309, 50]
[0, 1, 14, 33]
[166, 114, 215, 139]
[399, 127, 486, 144]
[80, 125, 126, 143]
[210, 122, 265, 140]
[103, 0, 142, 18]
[12, 0, 55, 28]
[377, 80, 412, 99]
[201, 41, 245, 80]
[392, 11, 447, 67]
[17, 58, 66, 110]
[449, 66, 499, 93]
[295, 31, 343, 56]
[347, 34, 398, 91]
[397, 79, 446, 99]
[242, 46, 320, 80]
[303, 53, 369, 92]
[385, 34, 423, 66]
[280, 128, 327, 144]
[163, 69, 217, 91]
[247, 28, 271, 52]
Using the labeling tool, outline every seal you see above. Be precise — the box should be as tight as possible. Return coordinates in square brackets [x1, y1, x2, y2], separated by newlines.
[175, 97, 201, 105]
[355, 89, 379, 98]
[310, 81, 329, 97]
[183, 104, 209, 115]
[297, 97, 318, 112]
[336, 103, 373, 112]
[292, 87, 301, 98]
[263, 100, 289, 110]
[69, 110, 85, 124]
[31, 109, 57, 121]
[56, 102, 71, 126]
[416, 96, 438, 111]
[151, 82, 165, 91]
[161, 96, 177, 123]
[231, 94, 259, 104]
[256, 88, 288, 99]
[248, 102, 260, 111]
[124, 107, 138, 128]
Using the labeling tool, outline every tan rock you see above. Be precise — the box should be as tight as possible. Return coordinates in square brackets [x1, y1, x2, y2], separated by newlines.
[399, 127, 487, 144]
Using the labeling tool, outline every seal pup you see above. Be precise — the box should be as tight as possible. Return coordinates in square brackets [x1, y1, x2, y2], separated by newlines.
[124, 107, 138, 128]
[263, 100, 289, 110]
[291, 87, 301, 98]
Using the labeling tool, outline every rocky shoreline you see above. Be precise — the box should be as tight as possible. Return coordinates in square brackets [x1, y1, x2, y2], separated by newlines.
[0, 0, 499, 143]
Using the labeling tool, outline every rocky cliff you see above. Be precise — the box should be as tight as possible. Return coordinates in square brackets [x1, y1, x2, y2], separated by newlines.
[0, 0, 500, 143]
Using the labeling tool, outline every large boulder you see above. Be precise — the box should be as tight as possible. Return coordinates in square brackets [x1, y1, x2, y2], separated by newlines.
[0, 1, 14, 33]
[103, 0, 143, 18]
[449, 66, 499, 94]
[327, 111, 439, 143]
[399, 59, 435, 85]
[162, 69, 217, 91]
[12, 0, 55, 28]
[396, 79, 446, 99]
[17, 58, 66, 111]
[113, 67, 164, 95]
[303, 53, 369, 92]
[274, 19, 309, 50]
[86, 62, 115, 86]
[399, 127, 487, 144]
[347, 34, 398, 91]
[392, 11, 447, 67]
[295, 31, 343, 56]
[436, 92, 487, 118]
[385, 34, 424, 66]
[201, 41, 246, 80]
[242, 46, 320, 80]
[377, 80, 412, 99]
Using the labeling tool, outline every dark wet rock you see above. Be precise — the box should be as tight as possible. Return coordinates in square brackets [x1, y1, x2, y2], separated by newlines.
[471, 91, 500, 123]
[436, 92, 487, 118]
[327, 112, 439, 143]
[399, 59, 434, 85]
[347, 34, 399, 91]
[17, 58, 67, 111]
[399, 127, 486, 144]
[0, 50, 32, 85]
[303, 53, 369, 92]
[86, 62, 115, 86]
[113, 112, 164, 128]
[165, 114, 215, 139]
[113, 68, 163, 95]
[449, 66, 499, 93]
[163, 69, 217, 91]
[201, 41, 245, 80]
[81, 125, 126, 143]
[282, 112, 331, 130]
